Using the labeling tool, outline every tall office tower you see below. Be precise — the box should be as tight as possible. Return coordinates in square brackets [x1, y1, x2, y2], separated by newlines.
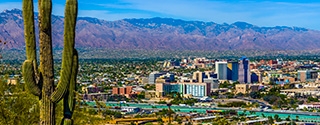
[215, 61, 228, 80]
[148, 71, 164, 84]
[238, 56, 250, 83]
[227, 61, 239, 81]
[193, 71, 207, 83]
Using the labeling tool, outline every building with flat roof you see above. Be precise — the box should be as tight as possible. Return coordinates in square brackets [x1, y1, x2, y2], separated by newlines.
[215, 61, 228, 80]
[227, 61, 239, 81]
[235, 84, 262, 94]
[184, 82, 211, 97]
[239, 56, 250, 83]
[7, 78, 18, 85]
[148, 71, 165, 84]
[235, 84, 249, 94]
[156, 82, 211, 97]
[112, 86, 136, 98]
[203, 78, 219, 90]
[237, 118, 268, 125]
[193, 71, 207, 83]
[298, 70, 318, 82]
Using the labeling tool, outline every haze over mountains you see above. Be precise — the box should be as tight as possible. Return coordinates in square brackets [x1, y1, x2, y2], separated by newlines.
[1, 9, 320, 51]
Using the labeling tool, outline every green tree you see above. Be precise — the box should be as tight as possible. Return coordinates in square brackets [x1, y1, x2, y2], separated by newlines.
[137, 91, 145, 99]
[0, 78, 39, 125]
[274, 114, 281, 122]
[268, 116, 274, 124]
[286, 116, 291, 121]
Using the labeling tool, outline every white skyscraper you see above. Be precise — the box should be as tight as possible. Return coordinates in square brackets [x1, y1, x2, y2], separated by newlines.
[215, 61, 228, 80]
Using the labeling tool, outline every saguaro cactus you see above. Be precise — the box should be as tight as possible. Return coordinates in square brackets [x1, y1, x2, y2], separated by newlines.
[22, 0, 78, 125]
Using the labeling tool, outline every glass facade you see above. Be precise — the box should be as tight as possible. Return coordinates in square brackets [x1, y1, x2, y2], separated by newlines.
[239, 56, 250, 83]
[184, 84, 206, 97]
[160, 83, 209, 97]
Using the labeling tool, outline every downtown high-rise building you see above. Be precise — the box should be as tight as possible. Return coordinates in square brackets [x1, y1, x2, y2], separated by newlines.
[227, 61, 239, 81]
[215, 61, 228, 80]
[238, 56, 250, 83]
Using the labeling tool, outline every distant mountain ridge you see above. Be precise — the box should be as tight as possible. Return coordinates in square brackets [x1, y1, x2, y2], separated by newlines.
[0, 9, 320, 51]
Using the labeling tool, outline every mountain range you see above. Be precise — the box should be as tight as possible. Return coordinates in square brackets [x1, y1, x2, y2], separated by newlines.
[1, 9, 320, 51]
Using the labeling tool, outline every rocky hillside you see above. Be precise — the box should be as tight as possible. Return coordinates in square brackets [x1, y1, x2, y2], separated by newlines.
[1, 9, 320, 51]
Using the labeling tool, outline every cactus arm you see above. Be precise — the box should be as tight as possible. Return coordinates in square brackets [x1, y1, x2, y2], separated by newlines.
[68, 49, 78, 111]
[22, 60, 41, 96]
[22, 0, 41, 97]
[51, 0, 78, 103]
[22, 0, 37, 61]
[61, 50, 78, 125]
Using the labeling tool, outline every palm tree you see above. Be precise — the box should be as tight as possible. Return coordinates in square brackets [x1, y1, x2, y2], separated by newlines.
[166, 103, 173, 124]
[274, 114, 281, 122]
[249, 111, 255, 115]
[268, 116, 274, 124]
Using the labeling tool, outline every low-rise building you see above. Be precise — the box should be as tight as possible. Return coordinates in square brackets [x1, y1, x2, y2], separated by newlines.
[7, 78, 18, 85]
[235, 84, 263, 94]
[112, 86, 138, 98]
[156, 82, 211, 97]
[235, 84, 249, 94]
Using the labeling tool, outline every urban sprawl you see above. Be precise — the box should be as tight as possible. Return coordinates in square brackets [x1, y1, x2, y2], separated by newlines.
[5, 56, 320, 125]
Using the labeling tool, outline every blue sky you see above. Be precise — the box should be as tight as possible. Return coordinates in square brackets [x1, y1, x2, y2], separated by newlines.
[1, 0, 320, 30]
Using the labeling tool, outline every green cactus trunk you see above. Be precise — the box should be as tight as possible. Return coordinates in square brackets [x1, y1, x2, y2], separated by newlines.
[38, 0, 56, 124]
[22, 0, 78, 124]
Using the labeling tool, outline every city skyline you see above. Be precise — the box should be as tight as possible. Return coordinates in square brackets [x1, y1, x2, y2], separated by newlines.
[1, 0, 320, 30]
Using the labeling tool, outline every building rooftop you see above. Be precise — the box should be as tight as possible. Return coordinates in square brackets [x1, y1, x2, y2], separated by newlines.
[192, 116, 216, 121]
[240, 118, 268, 124]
